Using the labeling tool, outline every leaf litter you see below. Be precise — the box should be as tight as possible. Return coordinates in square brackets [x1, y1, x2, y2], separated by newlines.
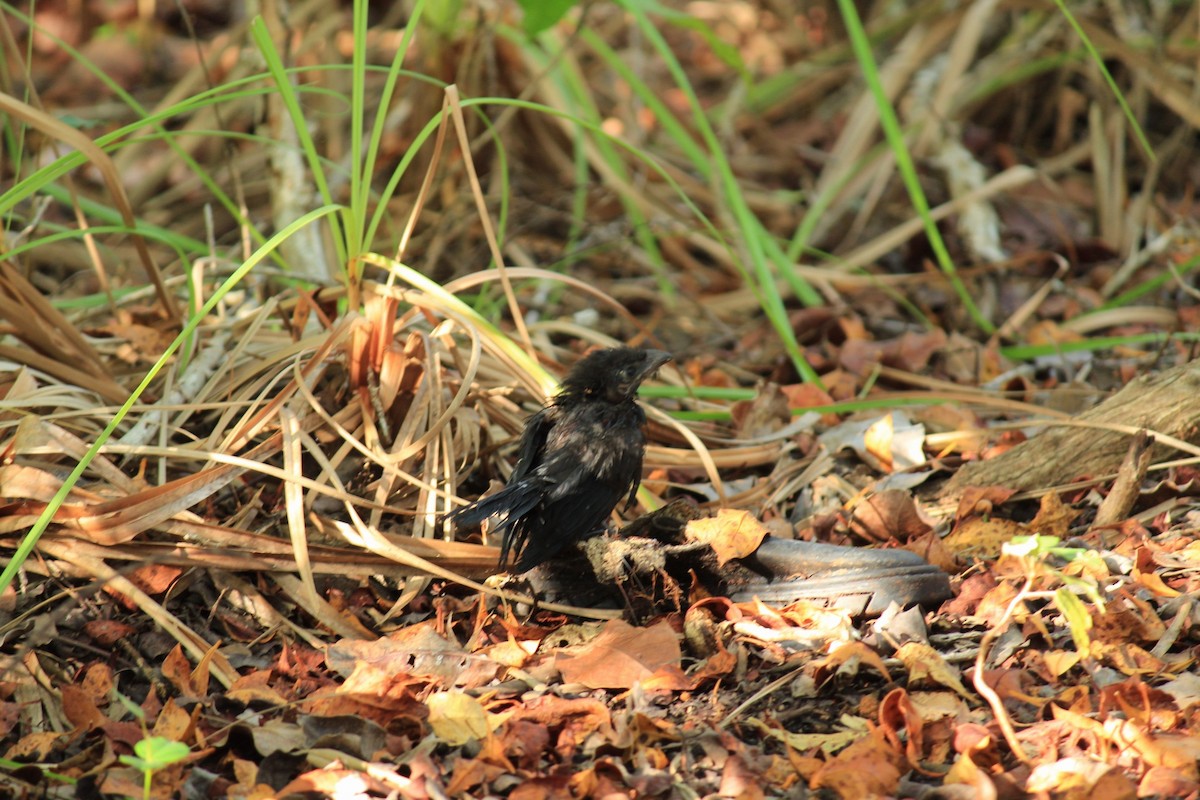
[4, 1, 1200, 798]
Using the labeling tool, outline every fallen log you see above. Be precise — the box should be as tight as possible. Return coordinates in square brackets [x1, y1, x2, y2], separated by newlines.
[941, 359, 1200, 496]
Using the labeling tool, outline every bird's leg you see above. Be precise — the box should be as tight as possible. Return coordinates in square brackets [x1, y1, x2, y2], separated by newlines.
[613, 577, 643, 626]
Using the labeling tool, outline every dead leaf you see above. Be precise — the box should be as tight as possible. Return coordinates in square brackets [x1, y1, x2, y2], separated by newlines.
[940, 332, 1009, 384]
[944, 515, 1030, 560]
[974, 580, 1023, 628]
[1133, 569, 1181, 598]
[838, 329, 946, 375]
[327, 621, 475, 688]
[809, 726, 905, 798]
[943, 750, 998, 796]
[244, 719, 306, 757]
[83, 619, 137, 648]
[730, 383, 793, 438]
[555, 619, 682, 690]
[878, 688, 925, 767]
[903, 530, 960, 573]
[1138, 766, 1200, 798]
[226, 671, 289, 707]
[750, 715, 871, 756]
[727, 598, 856, 651]
[161, 645, 201, 699]
[1042, 649, 1082, 676]
[718, 752, 768, 799]
[484, 638, 538, 669]
[780, 383, 839, 425]
[908, 691, 970, 725]
[895, 642, 972, 699]
[811, 641, 893, 683]
[1089, 603, 1165, 646]
[1029, 491, 1080, 538]
[685, 509, 769, 565]
[1159, 673, 1200, 711]
[1026, 757, 1135, 797]
[1092, 641, 1167, 676]
[866, 412, 926, 472]
[426, 690, 501, 746]
[847, 489, 932, 544]
[954, 485, 1017, 521]
[60, 685, 105, 732]
[152, 698, 195, 745]
[505, 696, 613, 744]
[820, 411, 926, 473]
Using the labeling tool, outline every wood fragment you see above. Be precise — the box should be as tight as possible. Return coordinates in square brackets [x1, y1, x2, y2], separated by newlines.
[1092, 430, 1153, 528]
[941, 360, 1200, 496]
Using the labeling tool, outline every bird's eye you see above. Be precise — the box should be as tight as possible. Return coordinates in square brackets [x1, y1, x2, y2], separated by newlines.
[620, 365, 637, 380]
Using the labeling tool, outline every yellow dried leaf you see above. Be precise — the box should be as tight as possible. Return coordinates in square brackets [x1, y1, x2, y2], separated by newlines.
[685, 509, 768, 565]
[426, 691, 494, 746]
[750, 715, 870, 755]
[944, 516, 1030, 560]
[1042, 649, 1082, 677]
[895, 642, 972, 699]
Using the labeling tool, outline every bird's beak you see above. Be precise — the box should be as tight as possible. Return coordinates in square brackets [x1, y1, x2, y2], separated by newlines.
[638, 350, 673, 383]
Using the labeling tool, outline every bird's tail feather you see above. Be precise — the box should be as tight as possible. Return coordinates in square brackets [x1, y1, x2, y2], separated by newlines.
[446, 481, 544, 568]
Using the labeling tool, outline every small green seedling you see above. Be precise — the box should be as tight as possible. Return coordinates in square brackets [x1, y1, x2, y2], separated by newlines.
[115, 693, 191, 800]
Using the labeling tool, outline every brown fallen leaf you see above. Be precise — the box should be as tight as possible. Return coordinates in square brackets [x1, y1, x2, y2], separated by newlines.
[226, 671, 289, 707]
[847, 489, 933, 544]
[60, 685, 105, 733]
[903, 529, 960, 573]
[838, 329, 947, 376]
[1025, 756, 1137, 797]
[730, 383, 792, 438]
[1159, 673, 1200, 712]
[554, 619, 683, 690]
[326, 620, 478, 688]
[1029, 491, 1081, 539]
[1092, 640, 1167, 676]
[810, 641, 894, 684]
[1138, 766, 1200, 798]
[954, 485, 1017, 521]
[809, 726, 906, 798]
[944, 515, 1030, 561]
[879, 688, 926, 768]
[750, 715, 870, 756]
[895, 642, 972, 700]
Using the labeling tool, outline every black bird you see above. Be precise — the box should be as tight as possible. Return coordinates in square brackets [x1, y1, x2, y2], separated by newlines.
[448, 346, 672, 572]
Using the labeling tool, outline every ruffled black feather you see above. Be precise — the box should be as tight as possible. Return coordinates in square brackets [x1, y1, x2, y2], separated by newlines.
[448, 347, 671, 572]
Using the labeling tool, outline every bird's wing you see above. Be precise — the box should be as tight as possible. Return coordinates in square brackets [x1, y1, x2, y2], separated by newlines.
[447, 407, 559, 567]
[508, 406, 555, 484]
[510, 482, 626, 571]
[506, 429, 641, 569]
[445, 480, 540, 527]
[446, 406, 554, 524]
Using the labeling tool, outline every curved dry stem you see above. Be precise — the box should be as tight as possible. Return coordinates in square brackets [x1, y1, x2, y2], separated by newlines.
[972, 575, 1034, 766]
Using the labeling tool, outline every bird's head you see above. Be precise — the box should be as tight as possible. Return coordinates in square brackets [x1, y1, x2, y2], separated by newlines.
[560, 347, 672, 404]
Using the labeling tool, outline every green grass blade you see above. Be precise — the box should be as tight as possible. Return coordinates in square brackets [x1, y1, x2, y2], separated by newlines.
[249, 18, 349, 267]
[620, 0, 822, 385]
[835, 0, 994, 334]
[1051, 0, 1155, 164]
